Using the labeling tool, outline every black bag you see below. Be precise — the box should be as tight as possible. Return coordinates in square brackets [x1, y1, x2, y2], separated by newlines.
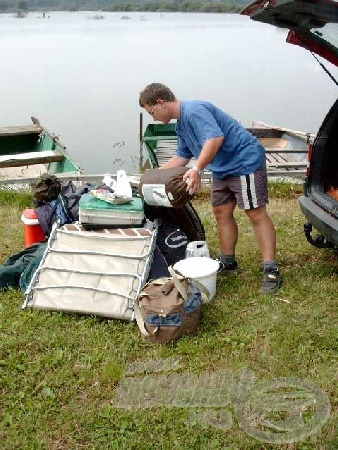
[147, 246, 170, 280]
[156, 220, 188, 266]
[144, 202, 205, 242]
[139, 167, 194, 208]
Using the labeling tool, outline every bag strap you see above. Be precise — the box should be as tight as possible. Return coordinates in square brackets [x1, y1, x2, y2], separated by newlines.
[134, 300, 158, 337]
[189, 277, 210, 304]
[168, 266, 210, 303]
[167, 266, 188, 301]
[58, 193, 73, 222]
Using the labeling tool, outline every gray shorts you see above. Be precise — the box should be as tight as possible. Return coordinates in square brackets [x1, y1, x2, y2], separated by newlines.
[211, 163, 268, 210]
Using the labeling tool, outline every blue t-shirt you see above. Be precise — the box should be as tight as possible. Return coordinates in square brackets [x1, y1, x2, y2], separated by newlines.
[175, 100, 265, 179]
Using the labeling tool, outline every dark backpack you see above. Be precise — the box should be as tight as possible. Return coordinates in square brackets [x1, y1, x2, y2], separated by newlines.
[33, 176, 81, 236]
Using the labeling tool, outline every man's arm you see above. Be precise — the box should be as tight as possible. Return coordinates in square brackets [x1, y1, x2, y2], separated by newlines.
[194, 136, 224, 171]
[160, 155, 190, 169]
[183, 136, 224, 193]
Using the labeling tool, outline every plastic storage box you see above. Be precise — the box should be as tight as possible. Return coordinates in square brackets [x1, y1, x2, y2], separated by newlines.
[79, 193, 145, 229]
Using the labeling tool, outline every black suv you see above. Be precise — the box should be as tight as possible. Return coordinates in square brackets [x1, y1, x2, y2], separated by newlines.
[242, 0, 338, 250]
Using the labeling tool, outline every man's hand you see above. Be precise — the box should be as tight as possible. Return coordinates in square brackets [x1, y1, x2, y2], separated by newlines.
[183, 166, 202, 195]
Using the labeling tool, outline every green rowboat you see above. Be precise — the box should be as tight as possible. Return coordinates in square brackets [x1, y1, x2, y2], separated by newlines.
[0, 117, 82, 185]
[142, 122, 314, 179]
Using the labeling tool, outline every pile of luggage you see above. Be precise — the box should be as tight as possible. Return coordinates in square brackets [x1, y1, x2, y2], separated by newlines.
[2, 168, 216, 343]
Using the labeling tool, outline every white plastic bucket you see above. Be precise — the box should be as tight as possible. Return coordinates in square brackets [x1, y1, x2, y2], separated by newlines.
[173, 257, 219, 302]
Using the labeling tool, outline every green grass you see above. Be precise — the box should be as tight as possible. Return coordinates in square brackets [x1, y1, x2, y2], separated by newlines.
[0, 185, 337, 450]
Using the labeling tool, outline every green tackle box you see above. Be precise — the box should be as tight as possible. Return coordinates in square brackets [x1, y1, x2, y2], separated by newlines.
[79, 193, 145, 229]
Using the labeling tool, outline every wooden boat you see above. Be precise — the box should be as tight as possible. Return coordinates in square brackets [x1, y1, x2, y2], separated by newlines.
[0, 117, 82, 185]
[142, 121, 315, 179]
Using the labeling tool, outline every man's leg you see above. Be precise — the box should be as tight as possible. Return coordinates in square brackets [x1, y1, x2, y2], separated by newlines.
[246, 205, 281, 293]
[228, 164, 281, 293]
[213, 200, 239, 272]
[213, 200, 238, 254]
[245, 205, 276, 262]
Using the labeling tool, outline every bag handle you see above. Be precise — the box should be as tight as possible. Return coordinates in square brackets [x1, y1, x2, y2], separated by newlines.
[168, 266, 210, 303]
[167, 266, 188, 301]
[134, 300, 158, 337]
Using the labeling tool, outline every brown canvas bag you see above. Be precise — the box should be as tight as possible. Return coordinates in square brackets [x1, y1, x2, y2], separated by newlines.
[138, 167, 194, 208]
[33, 173, 62, 205]
[134, 268, 208, 344]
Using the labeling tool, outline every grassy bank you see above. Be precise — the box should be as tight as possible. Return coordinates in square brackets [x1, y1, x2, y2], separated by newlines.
[0, 184, 337, 449]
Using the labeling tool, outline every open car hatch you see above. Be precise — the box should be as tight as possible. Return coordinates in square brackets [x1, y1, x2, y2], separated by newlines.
[241, 0, 338, 67]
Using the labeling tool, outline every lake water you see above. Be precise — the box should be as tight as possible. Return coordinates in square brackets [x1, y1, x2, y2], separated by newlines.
[0, 11, 337, 174]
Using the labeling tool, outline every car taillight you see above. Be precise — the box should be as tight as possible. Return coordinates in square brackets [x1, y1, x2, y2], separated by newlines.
[306, 144, 313, 177]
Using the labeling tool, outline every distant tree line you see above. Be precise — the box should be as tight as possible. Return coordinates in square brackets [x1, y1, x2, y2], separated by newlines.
[109, 2, 242, 13]
[0, 0, 249, 13]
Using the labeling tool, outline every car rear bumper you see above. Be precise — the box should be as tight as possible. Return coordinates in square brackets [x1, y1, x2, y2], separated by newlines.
[299, 195, 338, 246]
